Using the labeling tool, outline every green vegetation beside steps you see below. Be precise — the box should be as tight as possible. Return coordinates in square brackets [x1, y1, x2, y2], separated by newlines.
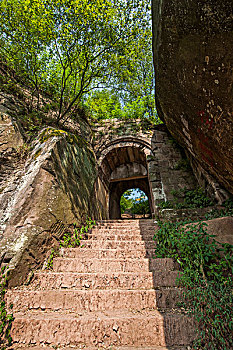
[158, 187, 214, 210]
[154, 220, 233, 350]
[204, 199, 233, 220]
[59, 218, 96, 249]
[46, 218, 96, 270]
[0, 266, 14, 350]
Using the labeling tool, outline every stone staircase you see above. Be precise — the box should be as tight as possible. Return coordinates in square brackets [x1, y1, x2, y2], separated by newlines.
[7, 219, 195, 349]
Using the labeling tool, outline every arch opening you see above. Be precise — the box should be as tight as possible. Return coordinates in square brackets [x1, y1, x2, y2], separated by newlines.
[120, 188, 151, 219]
[109, 178, 153, 219]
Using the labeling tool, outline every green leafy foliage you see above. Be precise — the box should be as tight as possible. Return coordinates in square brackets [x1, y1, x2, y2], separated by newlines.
[154, 220, 233, 350]
[120, 190, 133, 214]
[120, 189, 150, 216]
[131, 198, 150, 216]
[45, 218, 96, 270]
[204, 198, 233, 220]
[46, 248, 56, 270]
[86, 90, 162, 125]
[0, 0, 155, 125]
[159, 188, 214, 209]
[0, 266, 14, 350]
[59, 218, 96, 248]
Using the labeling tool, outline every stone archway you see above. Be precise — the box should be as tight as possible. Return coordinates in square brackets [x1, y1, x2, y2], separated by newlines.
[94, 124, 198, 220]
[98, 139, 155, 219]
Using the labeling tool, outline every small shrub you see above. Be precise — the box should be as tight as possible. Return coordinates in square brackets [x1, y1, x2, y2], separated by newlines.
[46, 249, 56, 270]
[59, 218, 96, 248]
[45, 218, 96, 270]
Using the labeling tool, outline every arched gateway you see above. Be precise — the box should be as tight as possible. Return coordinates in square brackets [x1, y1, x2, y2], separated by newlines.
[93, 121, 197, 220]
[98, 137, 154, 219]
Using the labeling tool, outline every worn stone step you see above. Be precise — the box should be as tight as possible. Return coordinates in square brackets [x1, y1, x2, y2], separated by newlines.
[10, 346, 188, 350]
[52, 257, 175, 273]
[80, 240, 156, 250]
[11, 310, 194, 347]
[93, 226, 157, 232]
[31, 271, 179, 290]
[96, 219, 154, 224]
[7, 288, 182, 313]
[92, 226, 157, 232]
[94, 223, 156, 229]
[88, 232, 156, 241]
[60, 247, 157, 259]
[9, 346, 188, 350]
[9, 347, 188, 350]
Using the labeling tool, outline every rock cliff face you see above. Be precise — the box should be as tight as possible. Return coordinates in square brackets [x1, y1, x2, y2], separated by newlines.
[0, 119, 107, 285]
[152, 0, 233, 200]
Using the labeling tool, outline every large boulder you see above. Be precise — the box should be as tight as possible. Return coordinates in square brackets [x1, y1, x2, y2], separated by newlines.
[152, 0, 233, 200]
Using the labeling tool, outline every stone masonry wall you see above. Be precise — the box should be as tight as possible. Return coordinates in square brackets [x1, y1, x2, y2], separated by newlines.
[148, 125, 197, 208]
[94, 121, 198, 214]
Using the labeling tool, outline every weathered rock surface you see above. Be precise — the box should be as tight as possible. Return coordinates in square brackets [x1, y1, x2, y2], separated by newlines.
[0, 112, 24, 153]
[0, 111, 25, 195]
[200, 216, 233, 245]
[152, 0, 233, 199]
[0, 127, 106, 285]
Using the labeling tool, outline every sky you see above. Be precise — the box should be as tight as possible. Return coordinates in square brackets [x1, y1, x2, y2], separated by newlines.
[125, 188, 148, 200]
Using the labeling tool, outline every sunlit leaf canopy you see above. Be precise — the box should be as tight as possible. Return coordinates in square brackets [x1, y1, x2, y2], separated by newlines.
[0, 0, 160, 124]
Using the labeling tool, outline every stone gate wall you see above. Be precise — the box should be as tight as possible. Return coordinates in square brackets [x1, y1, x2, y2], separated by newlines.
[93, 119, 198, 214]
[148, 125, 197, 205]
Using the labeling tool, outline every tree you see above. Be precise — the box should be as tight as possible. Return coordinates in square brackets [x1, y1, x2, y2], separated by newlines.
[83, 5, 162, 125]
[85, 90, 124, 121]
[120, 189, 150, 217]
[120, 190, 133, 214]
[131, 198, 150, 216]
[0, 0, 151, 124]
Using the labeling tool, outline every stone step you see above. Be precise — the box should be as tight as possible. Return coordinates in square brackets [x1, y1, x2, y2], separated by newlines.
[52, 258, 175, 273]
[10, 346, 188, 350]
[7, 288, 181, 313]
[60, 247, 157, 259]
[94, 223, 156, 228]
[94, 225, 157, 231]
[11, 310, 194, 347]
[88, 232, 156, 241]
[96, 219, 154, 224]
[79, 240, 156, 250]
[31, 271, 179, 290]
[92, 226, 157, 233]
